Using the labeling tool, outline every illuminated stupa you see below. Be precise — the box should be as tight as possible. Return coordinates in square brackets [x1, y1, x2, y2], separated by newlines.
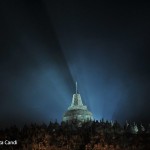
[62, 82, 94, 123]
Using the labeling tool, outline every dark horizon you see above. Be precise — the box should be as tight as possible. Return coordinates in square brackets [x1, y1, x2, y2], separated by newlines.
[0, 1, 150, 128]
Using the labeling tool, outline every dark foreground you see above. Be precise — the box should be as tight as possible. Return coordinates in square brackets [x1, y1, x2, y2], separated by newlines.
[0, 120, 150, 150]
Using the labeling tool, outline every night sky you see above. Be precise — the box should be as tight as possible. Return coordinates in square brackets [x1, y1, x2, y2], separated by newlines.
[0, 1, 150, 127]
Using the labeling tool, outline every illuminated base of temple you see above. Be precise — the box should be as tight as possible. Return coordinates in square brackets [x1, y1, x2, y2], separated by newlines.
[63, 108, 93, 123]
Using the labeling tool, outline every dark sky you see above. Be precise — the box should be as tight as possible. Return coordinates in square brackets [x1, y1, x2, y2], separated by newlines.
[0, 0, 150, 127]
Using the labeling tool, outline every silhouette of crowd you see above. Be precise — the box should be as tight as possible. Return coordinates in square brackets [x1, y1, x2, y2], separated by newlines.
[0, 119, 150, 150]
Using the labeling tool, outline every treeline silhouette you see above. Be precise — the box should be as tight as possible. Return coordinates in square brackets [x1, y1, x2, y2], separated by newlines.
[0, 120, 150, 150]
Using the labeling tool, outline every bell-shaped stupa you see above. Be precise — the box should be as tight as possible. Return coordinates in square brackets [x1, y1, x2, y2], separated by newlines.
[62, 82, 94, 123]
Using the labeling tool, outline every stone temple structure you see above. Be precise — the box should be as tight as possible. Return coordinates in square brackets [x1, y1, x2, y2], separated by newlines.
[62, 82, 94, 123]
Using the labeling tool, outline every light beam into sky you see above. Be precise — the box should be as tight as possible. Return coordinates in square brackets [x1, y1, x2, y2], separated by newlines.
[0, 0, 150, 127]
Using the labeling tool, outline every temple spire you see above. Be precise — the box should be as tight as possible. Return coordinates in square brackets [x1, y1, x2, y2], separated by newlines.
[76, 81, 77, 94]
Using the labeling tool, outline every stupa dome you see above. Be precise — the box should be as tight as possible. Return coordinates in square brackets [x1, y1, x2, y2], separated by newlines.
[62, 82, 94, 123]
